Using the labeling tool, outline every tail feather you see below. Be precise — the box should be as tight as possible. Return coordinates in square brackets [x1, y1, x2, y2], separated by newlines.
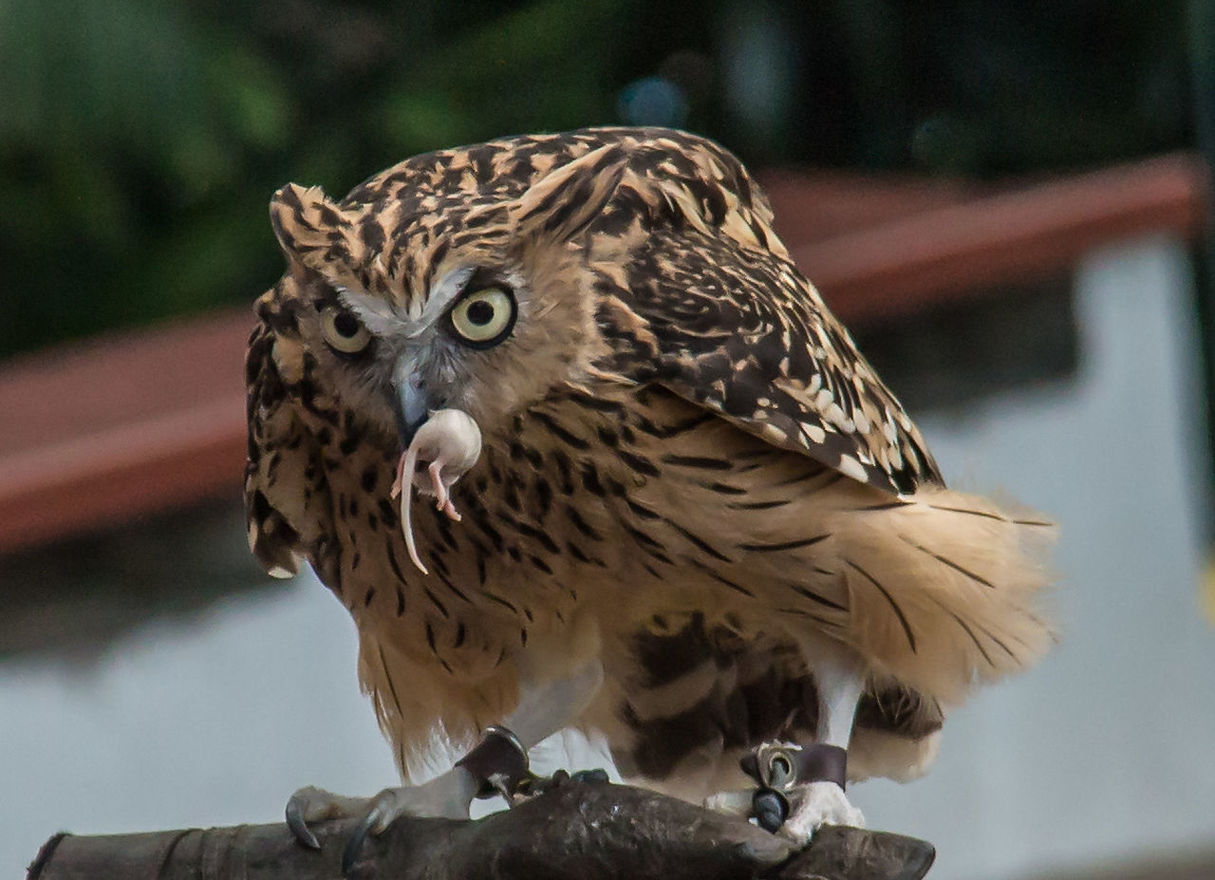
[831, 485, 1055, 704]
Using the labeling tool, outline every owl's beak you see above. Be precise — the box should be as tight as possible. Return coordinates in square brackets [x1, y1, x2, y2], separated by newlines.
[391, 353, 434, 446]
[392, 379, 432, 447]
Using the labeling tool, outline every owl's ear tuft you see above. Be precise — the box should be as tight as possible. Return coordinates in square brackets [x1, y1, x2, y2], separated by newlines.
[269, 183, 359, 279]
[512, 143, 627, 245]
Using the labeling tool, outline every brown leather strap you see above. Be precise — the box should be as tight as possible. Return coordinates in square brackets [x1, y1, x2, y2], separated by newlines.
[795, 743, 848, 788]
[455, 725, 530, 799]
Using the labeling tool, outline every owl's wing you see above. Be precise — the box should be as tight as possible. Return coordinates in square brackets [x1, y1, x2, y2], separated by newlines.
[590, 223, 941, 496]
[244, 305, 322, 580]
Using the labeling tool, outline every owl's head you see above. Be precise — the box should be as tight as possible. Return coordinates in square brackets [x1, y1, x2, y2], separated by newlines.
[264, 142, 627, 449]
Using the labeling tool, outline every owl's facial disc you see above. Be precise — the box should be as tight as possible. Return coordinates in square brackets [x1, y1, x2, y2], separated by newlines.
[360, 266, 519, 447]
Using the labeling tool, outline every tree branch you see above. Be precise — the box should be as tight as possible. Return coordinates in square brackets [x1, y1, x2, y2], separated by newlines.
[26, 782, 935, 880]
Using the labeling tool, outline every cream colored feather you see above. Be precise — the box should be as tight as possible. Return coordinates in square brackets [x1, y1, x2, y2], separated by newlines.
[828, 485, 1055, 704]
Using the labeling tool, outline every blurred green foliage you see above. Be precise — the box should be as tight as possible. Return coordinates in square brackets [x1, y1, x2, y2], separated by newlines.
[0, 0, 1195, 358]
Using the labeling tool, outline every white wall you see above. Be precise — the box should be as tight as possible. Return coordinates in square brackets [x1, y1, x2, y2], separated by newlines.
[3, 235, 1213, 878]
[1, 579, 395, 873]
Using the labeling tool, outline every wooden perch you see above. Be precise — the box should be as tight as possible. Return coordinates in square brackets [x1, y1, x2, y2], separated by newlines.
[27, 782, 935, 880]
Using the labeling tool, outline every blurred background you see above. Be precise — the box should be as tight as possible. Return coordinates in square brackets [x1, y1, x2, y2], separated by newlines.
[3, 1, 1215, 877]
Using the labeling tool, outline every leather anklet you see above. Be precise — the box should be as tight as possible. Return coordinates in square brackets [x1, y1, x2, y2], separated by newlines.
[455, 725, 530, 799]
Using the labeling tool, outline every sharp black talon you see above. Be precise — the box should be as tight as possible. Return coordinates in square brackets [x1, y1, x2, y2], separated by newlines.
[285, 800, 321, 850]
[570, 768, 609, 784]
[753, 788, 789, 834]
[341, 814, 375, 877]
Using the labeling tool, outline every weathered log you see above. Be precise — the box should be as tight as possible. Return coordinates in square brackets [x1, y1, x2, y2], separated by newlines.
[27, 782, 935, 880]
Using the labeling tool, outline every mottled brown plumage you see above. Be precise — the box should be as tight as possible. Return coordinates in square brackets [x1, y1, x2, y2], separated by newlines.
[245, 127, 1053, 826]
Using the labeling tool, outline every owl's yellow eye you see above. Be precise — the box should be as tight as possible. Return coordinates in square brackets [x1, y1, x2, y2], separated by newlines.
[448, 287, 516, 349]
[320, 306, 372, 354]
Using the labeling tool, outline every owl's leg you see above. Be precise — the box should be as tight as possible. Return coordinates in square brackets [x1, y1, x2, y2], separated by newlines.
[775, 641, 867, 842]
[712, 639, 866, 840]
[286, 657, 604, 874]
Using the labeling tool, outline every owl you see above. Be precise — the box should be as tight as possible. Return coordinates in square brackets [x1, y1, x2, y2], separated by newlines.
[245, 127, 1053, 862]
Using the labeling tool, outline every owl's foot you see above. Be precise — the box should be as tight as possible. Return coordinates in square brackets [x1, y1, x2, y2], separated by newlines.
[340, 771, 480, 874]
[715, 741, 861, 840]
[285, 785, 373, 849]
[706, 783, 864, 843]
[285, 726, 531, 875]
[285, 769, 479, 873]
[779, 781, 865, 844]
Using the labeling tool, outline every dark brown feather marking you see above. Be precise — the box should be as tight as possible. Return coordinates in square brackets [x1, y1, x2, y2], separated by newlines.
[846, 560, 917, 653]
[565, 390, 625, 413]
[775, 469, 838, 488]
[484, 592, 519, 614]
[377, 645, 407, 771]
[566, 541, 605, 567]
[660, 454, 733, 470]
[580, 463, 607, 496]
[858, 501, 913, 512]
[626, 498, 663, 520]
[927, 504, 1007, 522]
[634, 411, 716, 439]
[899, 534, 995, 588]
[727, 498, 790, 510]
[702, 481, 747, 495]
[789, 583, 847, 611]
[687, 559, 754, 597]
[617, 450, 660, 477]
[738, 534, 830, 552]
[424, 622, 453, 673]
[941, 607, 995, 667]
[665, 519, 732, 563]
[778, 607, 843, 628]
[566, 506, 604, 541]
[424, 588, 449, 618]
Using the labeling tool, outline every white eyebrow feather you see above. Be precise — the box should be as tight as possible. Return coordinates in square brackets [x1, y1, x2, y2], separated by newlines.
[336, 266, 475, 339]
[336, 287, 401, 337]
[418, 266, 476, 329]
